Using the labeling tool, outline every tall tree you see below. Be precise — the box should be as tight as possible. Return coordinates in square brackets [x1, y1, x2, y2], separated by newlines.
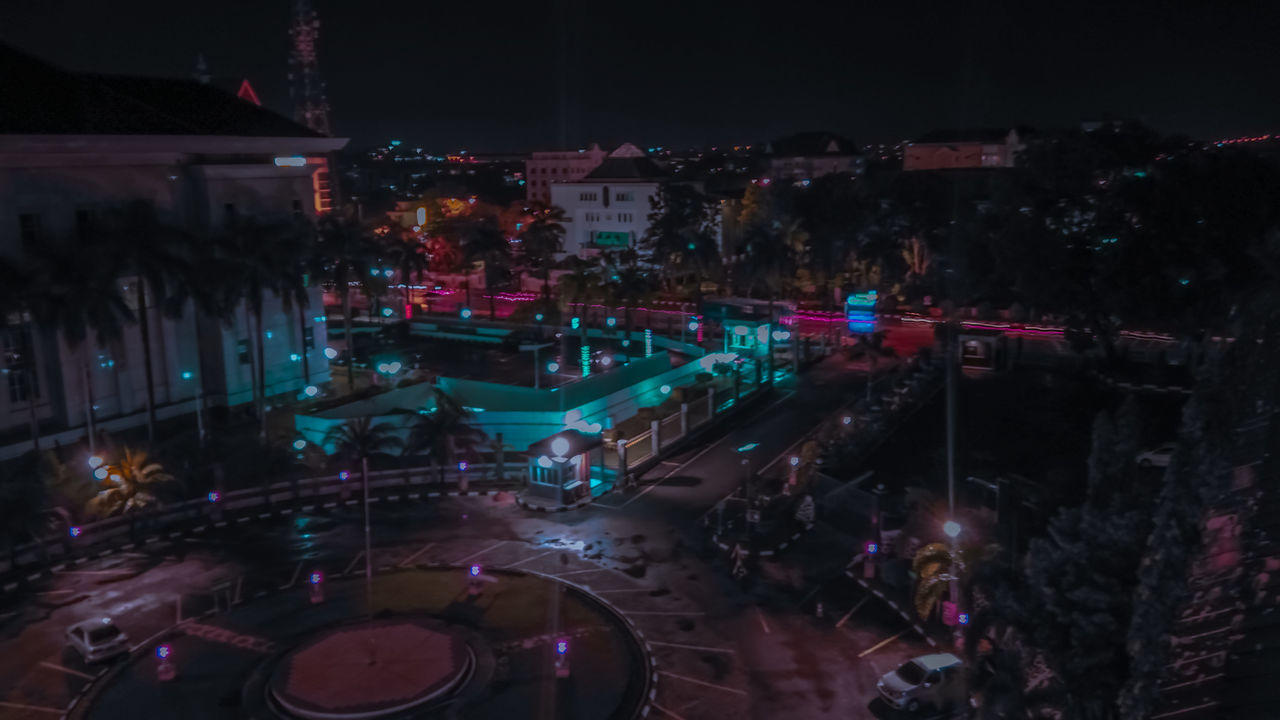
[27, 235, 135, 452]
[215, 216, 309, 442]
[641, 183, 720, 302]
[316, 206, 385, 389]
[517, 203, 567, 300]
[403, 385, 478, 484]
[102, 201, 197, 444]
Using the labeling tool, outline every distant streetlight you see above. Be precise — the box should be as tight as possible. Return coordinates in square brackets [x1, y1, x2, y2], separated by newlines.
[943, 520, 962, 539]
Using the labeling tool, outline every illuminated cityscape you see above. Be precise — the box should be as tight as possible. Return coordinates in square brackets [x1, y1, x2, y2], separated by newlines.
[0, 3, 1279, 720]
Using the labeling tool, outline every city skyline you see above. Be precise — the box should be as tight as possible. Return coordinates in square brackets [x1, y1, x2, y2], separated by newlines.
[1, 0, 1276, 150]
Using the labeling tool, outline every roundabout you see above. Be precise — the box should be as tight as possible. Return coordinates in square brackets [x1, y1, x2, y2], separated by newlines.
[267, 618, 474, 719]
[73, 567, 652, 720]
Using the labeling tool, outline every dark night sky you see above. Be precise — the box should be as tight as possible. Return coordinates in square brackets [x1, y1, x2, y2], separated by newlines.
[2, 1, 1277, 151]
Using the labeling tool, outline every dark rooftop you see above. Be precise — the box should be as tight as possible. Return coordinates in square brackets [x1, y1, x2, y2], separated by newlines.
[912, 128, 1013, 144]
[582, 156, 670, 181]
[765, 131, 857, 157]
[0, 42, 323, 138]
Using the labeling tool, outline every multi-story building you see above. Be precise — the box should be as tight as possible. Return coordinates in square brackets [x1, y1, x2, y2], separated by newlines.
[903, 128, 1023, 170]
[525, 143, 608, 204]
[551, 143, 669, 258]
[0, 43, 347, 458]
[760, 132, 862, 181]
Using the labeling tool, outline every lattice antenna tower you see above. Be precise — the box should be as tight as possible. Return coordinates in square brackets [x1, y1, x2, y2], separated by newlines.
[288, 0, 332, 135]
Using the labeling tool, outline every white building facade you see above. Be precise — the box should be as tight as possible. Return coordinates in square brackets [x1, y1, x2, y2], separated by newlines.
[550, 143, 666, 258]
[0, 45, 347, 457]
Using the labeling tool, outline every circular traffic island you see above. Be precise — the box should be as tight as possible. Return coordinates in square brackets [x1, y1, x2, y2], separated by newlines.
[268, 619, 472, 719]
[75, 567, 651, 720]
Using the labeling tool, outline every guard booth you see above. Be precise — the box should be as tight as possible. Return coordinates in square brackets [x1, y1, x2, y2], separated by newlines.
[524, 430, 608, 508]
[957, 327, 1009, 371]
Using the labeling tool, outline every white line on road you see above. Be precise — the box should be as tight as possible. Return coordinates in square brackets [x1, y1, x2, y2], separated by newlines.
[453, 541, 507, 565]
[0, 700, 64, 714]
[554, 567, 610, 577]
[280, 561, 303, 589]
[658, 671, 747, 696]
[592, 587, 654, 593]
[343, 552, 364, 576]
[38, 660, 96, 680]
[836, 597, 869, 629]
[756, 607, 772, 634]
[652, 702, 690, 720]
[398, 542, 436, 568]
[858, 627, 912, 658]
[648, 640, 735, 654]
[621, 611, 706, 616]
[505, 550, 555, 569]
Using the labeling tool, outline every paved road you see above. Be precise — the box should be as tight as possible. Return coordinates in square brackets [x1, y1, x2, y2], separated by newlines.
[0, 324, 942, 720]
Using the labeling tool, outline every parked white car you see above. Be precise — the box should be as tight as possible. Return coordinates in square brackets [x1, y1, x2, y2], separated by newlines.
[1136, 443, 1176, 468]
[877, 652, 966, 712]
[66, 618, 129, 663]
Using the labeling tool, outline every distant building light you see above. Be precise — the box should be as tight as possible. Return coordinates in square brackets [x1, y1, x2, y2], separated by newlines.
[324, 347, 339, 360]
[274, 156, 307, 167]
[293, 439, 307, 450]
[304, 385, 320, 397]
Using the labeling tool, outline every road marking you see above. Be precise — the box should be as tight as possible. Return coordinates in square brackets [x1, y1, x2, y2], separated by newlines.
[652, 702, 690, 720]
[756, 607, 771, 634]
[554, 567, 609, 577]
[592, 587, 654, 593]
[858, 627, 912, 658]
[505, 550, 555, 569]
[397, 542, 436, 568]
[236, 517, 249, 524]
[38, 660, 96, 680]
[658, 671, 747, 696]
[54, 569, 134, 576]
[836, 596, 869, 629]
[621, 611, 706, 616]
[0, 701, 63, 715]
[453, 541, 507, 565]
[343, 552, 365, 576]
[35, 588, 76, 595]
[280, 561, 303, 589]
[648, 640, 735, 654]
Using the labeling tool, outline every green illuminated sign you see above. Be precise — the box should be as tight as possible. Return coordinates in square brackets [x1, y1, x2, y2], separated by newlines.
[593, 231, 630, 248]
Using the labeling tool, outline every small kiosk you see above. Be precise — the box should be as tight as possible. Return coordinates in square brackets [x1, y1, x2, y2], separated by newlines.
[522, 430, 606, 510]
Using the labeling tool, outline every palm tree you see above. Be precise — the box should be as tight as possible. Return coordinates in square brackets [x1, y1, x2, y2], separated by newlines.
[558, 256, 603, 369]
[86, 448, 178, 542]
[215, 217, 309, 442]
[912, 541, 1000, 620]
[0, 456, 47, 568]
[102, 201, 197, 444]
[461, 216, 512, 319]
[27, 236, 135, 453]
[324, 416, 403, 615]
[0, 257, 44, 452]
[518, 203, 566, 300]
[404, 385, 478, 484]
[316, 206, 384, 389]
[603, 254, 654, 361]
[386, 226, 430, 319]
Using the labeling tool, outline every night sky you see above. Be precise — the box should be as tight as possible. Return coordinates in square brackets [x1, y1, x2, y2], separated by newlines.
[2, 0, 1276, 151]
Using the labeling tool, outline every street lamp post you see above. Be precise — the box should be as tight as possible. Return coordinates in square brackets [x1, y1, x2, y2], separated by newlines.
[943, 519, 961, 610]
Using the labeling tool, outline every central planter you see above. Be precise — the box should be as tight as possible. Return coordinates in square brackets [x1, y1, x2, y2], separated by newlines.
[268, 619, 473, 719]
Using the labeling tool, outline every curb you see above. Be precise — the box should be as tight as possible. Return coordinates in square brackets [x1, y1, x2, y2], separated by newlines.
[0, 487, 514, 599]
[710, 524, 813, 557]
[844, 570, 940, 649]
[62, 565, 657, 720]
[514, 493, 595, 513]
